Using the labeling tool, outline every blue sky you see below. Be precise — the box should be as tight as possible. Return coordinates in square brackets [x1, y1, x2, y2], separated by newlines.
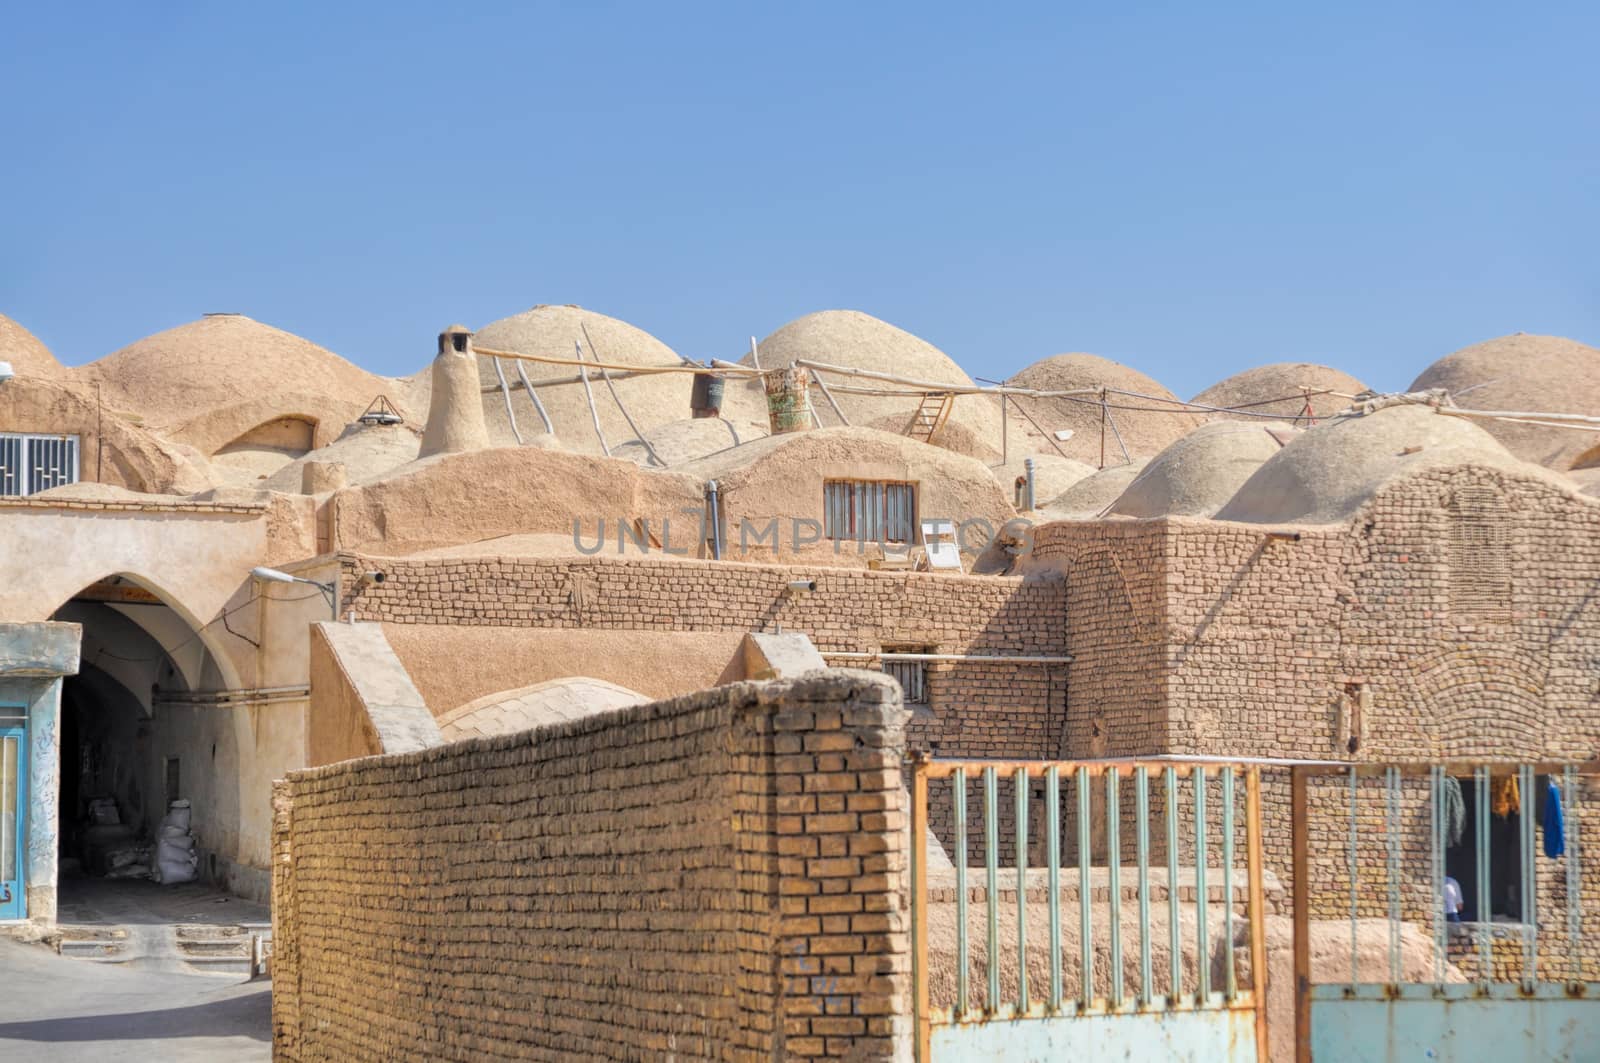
[2, 3, 1595, 396]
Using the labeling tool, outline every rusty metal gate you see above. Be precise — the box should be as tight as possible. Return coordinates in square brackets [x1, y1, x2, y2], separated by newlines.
[910, 757, 1269, 1061]
[1291, 761, 1600, 1062]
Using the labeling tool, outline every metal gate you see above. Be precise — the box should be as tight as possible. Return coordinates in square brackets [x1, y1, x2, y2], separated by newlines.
[910, 756, 1269, 1061]
[1291, 761, 1600, 1061]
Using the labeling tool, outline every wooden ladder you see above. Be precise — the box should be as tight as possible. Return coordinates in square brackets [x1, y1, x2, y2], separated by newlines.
[905, 392, 954, 443]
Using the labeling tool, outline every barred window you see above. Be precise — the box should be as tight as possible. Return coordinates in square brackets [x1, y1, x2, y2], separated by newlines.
[882, 659, 927, 705]
[823, 480, 915, 543]
[0, 434, 79, 496]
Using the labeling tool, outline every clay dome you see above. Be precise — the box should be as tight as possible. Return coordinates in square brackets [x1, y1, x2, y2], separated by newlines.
[0, 313, 64, 378]
[1107, 421, 1297, 519]
[611, 417, 769, 468]
[1002, 354, 1202, 467]
[989, 453, 1097, 508]
[437, 676, 649, 742]
[471, 304, 693, 456]
[1409, 333, 1600, 471]
[81, 314, 404, 460]
[1192, 363, 1367, 423]
[1036, 460, 1148, 520]
[259, 422, 424, 493]
[735, 310, 1004, 461]
[1214, 405, 1562, 525]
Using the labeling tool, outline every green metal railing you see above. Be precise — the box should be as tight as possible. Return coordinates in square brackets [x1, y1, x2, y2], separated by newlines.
[910, 756, 1270, 1062]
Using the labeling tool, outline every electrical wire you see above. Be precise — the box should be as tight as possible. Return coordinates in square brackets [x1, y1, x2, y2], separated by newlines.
[80, 587, 325, 666]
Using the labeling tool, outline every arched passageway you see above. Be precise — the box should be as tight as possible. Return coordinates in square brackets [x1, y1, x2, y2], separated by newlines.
[50, 576, 240, 896]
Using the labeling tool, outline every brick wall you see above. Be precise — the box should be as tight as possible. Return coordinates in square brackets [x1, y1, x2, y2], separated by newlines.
[337, 552, 1066, 867]
[272, 671, 911, 1061]
[1036, 465, 1600, 958]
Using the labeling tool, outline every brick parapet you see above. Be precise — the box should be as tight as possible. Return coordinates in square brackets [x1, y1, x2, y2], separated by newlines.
[272, 670, 910, 1061]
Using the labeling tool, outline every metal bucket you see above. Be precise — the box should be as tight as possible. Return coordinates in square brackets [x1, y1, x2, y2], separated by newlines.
[691, 371, 725, 418]
[763, 368, 811, 434]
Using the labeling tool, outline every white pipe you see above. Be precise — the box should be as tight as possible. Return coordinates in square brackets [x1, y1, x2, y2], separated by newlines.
[824, 651, 1075, 664]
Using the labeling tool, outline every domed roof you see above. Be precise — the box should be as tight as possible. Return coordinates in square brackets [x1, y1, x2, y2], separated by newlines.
[82, 314, 401, 447]
[1409, 333, 1600, 470]
[1037, 460, 1148, 520]
[471, 304, 693, 456]
[989, 453, 1097, 507]
[259, 421, 423, 493]
[0, 313, 63, 377]
[1192, 363, 1367, 423]
[1214, 404, 1562, 525]
[1107, 421, 1297, 519]
[437, 676, 649, 742]
[611, 417, 769, 468]
[740, 310, 1003, 460]
[1003, 354, 1202, 467]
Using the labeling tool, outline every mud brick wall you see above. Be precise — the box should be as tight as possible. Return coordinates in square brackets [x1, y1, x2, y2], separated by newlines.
[271, 671, 911, 1062]
[1030, 521, 1168, 758]
[337, 552, 1067, 867]
[1032, 468, 1600, 921]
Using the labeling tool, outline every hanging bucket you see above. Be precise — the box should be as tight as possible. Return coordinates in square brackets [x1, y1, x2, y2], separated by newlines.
[763, 368, 812, 434]
[691, 371, 725, 418]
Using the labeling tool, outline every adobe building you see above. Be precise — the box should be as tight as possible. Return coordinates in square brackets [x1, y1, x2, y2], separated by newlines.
[1, 300, 1597, 960]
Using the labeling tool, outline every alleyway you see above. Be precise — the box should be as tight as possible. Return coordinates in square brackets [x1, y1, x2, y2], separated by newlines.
[0, 936, 270, 1061]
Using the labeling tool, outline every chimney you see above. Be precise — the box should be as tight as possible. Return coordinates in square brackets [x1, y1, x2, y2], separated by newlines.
[420, 325, 491, 456]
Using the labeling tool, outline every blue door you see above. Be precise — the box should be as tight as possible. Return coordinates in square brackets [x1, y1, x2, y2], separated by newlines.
[0, 723, 24, 920]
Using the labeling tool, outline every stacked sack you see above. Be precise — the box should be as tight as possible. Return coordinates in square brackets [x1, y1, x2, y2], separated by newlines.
[153, 799, 198, 885]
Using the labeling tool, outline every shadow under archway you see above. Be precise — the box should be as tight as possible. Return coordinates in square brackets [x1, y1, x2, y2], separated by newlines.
[49, 576, 241, 896]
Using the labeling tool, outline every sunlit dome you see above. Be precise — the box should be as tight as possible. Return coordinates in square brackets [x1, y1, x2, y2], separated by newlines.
[1409, 333, 1600, 471]
[470, 304, 692, 456]
[736, 310, 1003, 460]
[1003, 353, 1202, 467]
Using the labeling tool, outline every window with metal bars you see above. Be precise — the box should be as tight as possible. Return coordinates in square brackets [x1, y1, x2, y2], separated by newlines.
[881, 650, 931, 707]
[0, 434, 80, 496]
[822, 480, 916, 543]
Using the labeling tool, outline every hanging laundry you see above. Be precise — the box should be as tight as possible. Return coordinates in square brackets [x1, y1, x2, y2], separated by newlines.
[1544, 778, 1565, 858]
[1441, 775, 1466, 847]
[1492, 774, 1521, 818]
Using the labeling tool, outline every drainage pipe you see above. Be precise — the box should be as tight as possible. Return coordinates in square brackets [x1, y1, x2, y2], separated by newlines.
[706, 480, 722, 560]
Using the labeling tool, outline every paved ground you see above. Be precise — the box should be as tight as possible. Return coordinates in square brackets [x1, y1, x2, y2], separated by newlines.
[57, 873, 271, 929]
[0, 937, 270, 1061]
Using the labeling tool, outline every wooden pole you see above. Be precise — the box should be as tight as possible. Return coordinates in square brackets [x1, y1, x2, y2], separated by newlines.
[1000, 393, 1008, 467]
[490, 357, 524, 445]
[809, 368, 851, 426]
[1247, 767, 1270, 1063]
[1099, 390, 1108, 469]
[1292, 767, 1312, 1063]
[474, 344, 761, 377]
[581, 322, 664, 467]
[1009, 394, 1072, 460]
[512, 359, 555, 435]
[795, 357, 1101, 400]
[1104, 399, 1132, 465]
[749, 336, 762, 370]
[572, 340, 611, 456]
[912, 754, 930, 1063]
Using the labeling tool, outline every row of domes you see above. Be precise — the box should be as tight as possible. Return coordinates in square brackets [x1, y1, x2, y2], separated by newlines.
[3, 307, 1596, 481]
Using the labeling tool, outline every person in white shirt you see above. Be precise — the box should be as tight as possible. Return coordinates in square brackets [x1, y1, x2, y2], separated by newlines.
[1443, 875, 1464, 923]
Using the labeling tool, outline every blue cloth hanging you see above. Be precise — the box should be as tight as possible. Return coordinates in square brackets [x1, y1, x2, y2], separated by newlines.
[1544, 778, 1565, 858]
